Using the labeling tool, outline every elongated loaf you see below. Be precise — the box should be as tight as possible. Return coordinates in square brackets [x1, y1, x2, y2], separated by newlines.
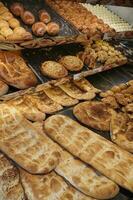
[20, 169, 95, 200]
[0, 104, 60, 174]
[44, 114, 133, 192]
[34, 122, 119, 199]
[0, 152, 26, 200]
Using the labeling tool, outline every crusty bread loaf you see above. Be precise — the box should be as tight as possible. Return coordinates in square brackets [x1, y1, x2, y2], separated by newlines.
[34, 122, 119, 199]
[0, 152, 26, 200]
[0, 104, 60, 174]
[44, 114, 133, 192]
[111, 109, 133, 153]
[73, 101, 113, 131]
[43, 85, 79, 106]
[20, 169, 95, 200]
[0, 51, 37, 89]
[55, 150, 119, 199]
[0, 80, 9, 96]
[58, 82, 96, 100]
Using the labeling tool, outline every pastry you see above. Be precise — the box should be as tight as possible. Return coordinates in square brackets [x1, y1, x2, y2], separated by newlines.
[1, 11, 13, 21]
[41, 61, 68, 79]
[32, 22, 47, 37]
[43, 85, 79, 106]
[0, 80, 9, 96]
[39, 9, 51, 24]
[58, 82, 96, 100]
[8, 18, 20, 28]
[20, 170, 95, 200]
[0, 27, 13, 37]
[0, 6, 8, 15]
[111, 110, 133, 153]
[46, 22, 60, 36]
[59, 55, 84, 71]
[0, 152, 26, 200]
[0, 104, 61, 174]
[10, 2, 24, 17]
[44, 114, 133, 192]
[21, 10, 35, 25]
[0, 19, 9, 28]
[73, 101, 113, 131]
[0, 51, 37, 89]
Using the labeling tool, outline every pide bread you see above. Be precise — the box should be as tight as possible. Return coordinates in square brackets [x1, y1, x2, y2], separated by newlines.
[0, 104, 60, 174]
[44, 114, 133, 192]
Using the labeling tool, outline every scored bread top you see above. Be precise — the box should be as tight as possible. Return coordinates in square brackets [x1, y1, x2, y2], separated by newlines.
[0, 152, 26, 200]
[34, 121, 119, 199]
[20, 169, 95, 200]
[0, 104, 61, 174]
[44, 114, 133, 192]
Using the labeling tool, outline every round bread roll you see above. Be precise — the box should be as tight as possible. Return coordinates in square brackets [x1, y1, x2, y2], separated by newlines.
[21, 10, 35, 25]
[41, 61, 68, 79]
[47, 22, 60, 36]
[10, 2, 24, 16]
[14, 27, 26, 35]
[59, 55, 84, 71]
[39, 9, 51, 24]
[1, 11, 13, 21]
[0, 80, 9, 96]
[0, 27, 13, 37]
[8, 18, 20, 29]
[32, 22, 47, 37]
[0, 19, 9, 29]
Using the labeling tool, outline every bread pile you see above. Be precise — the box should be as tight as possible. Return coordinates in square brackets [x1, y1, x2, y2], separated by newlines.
[78, 40, 127, 69]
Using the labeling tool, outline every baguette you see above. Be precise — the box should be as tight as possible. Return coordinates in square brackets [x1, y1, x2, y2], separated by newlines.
[44, 114, 133, 192]
[0, 152, 26, 200]
[34, 122, 119, 199]
[0, 104, 60, 174]
[20, 169, 95, 200]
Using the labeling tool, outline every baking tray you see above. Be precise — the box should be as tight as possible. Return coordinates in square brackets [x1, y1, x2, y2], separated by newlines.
[0, 0, 85, 50]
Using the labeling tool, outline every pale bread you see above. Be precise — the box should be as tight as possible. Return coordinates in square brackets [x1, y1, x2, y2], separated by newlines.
[44, 114, 133, 192]
[111, 110, 133, 153]
[58, 82, 96, 100]
[7, 96, 46, 122]
[43, 85, 79, 106]
[0, 104, 60, 174]
[34, 122, 119, 199]
[73, 101, 113, 131]
[0, 80, 9, 96]
[0, 152, 26, 200]
[0, 51, 37, 89]
[20, 169, 95, 200]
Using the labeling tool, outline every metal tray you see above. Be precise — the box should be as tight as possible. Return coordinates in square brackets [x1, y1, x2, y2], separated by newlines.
[0, 0, 84, 49]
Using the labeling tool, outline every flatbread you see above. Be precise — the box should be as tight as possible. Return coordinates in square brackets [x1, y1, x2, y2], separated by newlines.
[43, 86, 79, 106]
[44, 114, 133, 192]
[33, 122, 119, 199]
[111, 110, 133, 153]
[20, 169, 95, 200]
[0, 152, 26, 200]
[73, 101, 113, 131]
[58, 82, 96, 100]
[0, 51, 37, 89]
[0, 104, 60, 174]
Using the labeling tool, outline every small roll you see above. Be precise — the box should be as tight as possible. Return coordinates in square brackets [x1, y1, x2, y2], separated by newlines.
[47, 22, 60, 36]
[32, 22, 47, 37]
[8, 18, 20, 29]
[0, 19, 9, 29]
[21, 10, 35, 25]
[10, 2, 24, 17]
[0, 27, 13, 37]
[39, 9, 51, 24]
[1, 11, 13, 21]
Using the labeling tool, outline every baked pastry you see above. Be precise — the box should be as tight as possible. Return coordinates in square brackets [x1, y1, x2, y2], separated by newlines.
[59, 55, 84, 71]
[0, 27, 13, 37]
[73, 101, 113, 131]
[39, 9, 51, 24]
[32, 22, 47, 37]
[0, 19, 9, 28]
[58, 82, 96, 100]
[8, 18, 20, 28]
[20, 170, 94, 200]
[0, 80, 9, 96]
[21, 10, 35, 25]
[0, 51, 37, 89]
[43, 85, 79, 106]
[1, 11, 13, 21]
[111, 110, 133, 153]
[44, 114, 133, 192]
[46, 22, 60, 36]
[0, 5, 8, 15]
[0, 104, 61, 174]
[0, 152, 26, 200]
[41, 61, 68, 79]
[10, 2, 24, 17]
[55, 149, 119, 199]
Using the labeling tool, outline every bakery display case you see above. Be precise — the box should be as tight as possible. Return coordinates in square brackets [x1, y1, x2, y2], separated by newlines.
[0, 1, 133, 200]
